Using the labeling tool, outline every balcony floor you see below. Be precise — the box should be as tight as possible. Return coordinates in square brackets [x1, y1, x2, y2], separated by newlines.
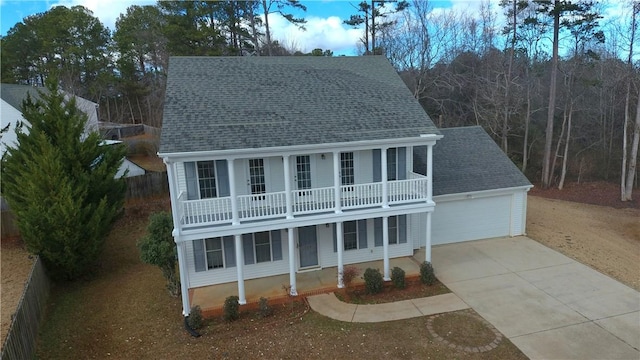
[190, 250, 426, 316]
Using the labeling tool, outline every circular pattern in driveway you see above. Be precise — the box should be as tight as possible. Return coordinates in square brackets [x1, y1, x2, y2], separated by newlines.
[426, 310, 503, 353]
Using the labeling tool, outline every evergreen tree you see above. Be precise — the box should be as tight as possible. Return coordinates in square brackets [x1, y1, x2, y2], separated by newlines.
[137, 212, 179, 296]
[1, 79, 126, 280]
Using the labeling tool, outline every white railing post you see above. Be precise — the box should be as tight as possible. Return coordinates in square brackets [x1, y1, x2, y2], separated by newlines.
[427, 145, 433, 201]
[381, 147, 389, 208]
[228, 159, 239, 225]
[283, 155, 293, 219]
[333, 151, 342, 214]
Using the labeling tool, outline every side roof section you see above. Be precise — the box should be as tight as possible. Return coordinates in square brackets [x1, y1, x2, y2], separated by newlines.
[414, 126, 532, 196]
[159, 56, 439, 154]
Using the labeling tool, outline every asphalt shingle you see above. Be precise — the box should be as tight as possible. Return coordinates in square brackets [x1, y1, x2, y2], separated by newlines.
[414, 126, 532, 196]
[159, 56, 439, 154]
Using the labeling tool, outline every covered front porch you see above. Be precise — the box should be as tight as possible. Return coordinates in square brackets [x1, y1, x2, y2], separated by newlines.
[189, 251, 426, 316]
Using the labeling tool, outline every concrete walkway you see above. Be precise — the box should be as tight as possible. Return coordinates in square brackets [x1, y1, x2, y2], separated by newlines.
[307, 292, 469, 322]
[308, 236, 639, 360]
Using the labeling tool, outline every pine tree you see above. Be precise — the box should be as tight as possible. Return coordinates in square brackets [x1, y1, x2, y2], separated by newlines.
[1, 79, 126, 280]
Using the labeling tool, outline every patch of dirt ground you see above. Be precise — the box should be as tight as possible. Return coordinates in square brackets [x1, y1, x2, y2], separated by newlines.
[527, 195, 640, 291]
[1, 238, 34, 344]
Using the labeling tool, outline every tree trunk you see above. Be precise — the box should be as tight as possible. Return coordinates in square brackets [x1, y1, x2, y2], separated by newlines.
[622, 82, 630, 200]
[262, 0, 272, 56]
[522, 85, 531, 173]
[551, 108, 567, 186]
[541, 2, 560, 188]
[559, 103, 572, 190]
[623, 93, 640, 201]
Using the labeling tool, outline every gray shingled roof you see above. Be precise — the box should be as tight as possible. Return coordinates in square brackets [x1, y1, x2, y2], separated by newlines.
[159, 56, 439, 154]
[414, 126, 531, 196]
[1, 83, 46, 110]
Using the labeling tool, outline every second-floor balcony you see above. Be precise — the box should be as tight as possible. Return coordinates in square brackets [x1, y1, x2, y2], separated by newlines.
[178, 172, 429, 228]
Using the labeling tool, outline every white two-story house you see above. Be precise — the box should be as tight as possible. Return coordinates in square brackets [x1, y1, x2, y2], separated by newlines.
[159, 56, 531, 317]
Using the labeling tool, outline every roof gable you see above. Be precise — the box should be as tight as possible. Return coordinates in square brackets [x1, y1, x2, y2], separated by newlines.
[415, 126, 531, 196]
[159, 56, 439, 154]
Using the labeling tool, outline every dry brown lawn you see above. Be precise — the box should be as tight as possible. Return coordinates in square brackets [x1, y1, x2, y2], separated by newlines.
[2, 183, 638, 358]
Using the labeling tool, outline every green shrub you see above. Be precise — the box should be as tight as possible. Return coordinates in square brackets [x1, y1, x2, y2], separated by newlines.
[258, 297, 272, 318]
[363, 268, 383, 294]
[223, 295, 240, 322]
[420, 261, 436, 285]
[187, 305, 203, 330]
[341, 266, 360, 288]
[391, 267, 406, 289]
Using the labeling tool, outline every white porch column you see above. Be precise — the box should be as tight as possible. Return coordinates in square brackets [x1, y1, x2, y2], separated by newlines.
[426, 212, 432, 263]
[164, 159, 191, 316]
[383, 216, 390, 281]
[234, 234, 246, 304]
[381, 147, 389, 208]
[228, 159, 239, 224]
[426, 145, 433, 201]
[333, 151, 342, 214]
[288, 227, 298, 296]
[283, 155, 293, 219]
[176, 238, 191, 316]
[336, 222, 344, 288]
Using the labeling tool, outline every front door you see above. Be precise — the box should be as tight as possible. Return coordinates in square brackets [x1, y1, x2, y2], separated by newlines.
[298, 225, 318, 268]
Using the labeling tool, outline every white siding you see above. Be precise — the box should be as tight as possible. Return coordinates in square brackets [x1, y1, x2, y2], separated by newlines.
[510, 191, 527, 236]
[314, 153, 333, 188]
[410, 213, 426, 249]
[318, 219, 413, 269]
[187, 230, 291, 288]
[176, 162, 186, 194]
[432, 195, 511, 245]
[267, 156, 284, 192]
[356, 150, 373, 183]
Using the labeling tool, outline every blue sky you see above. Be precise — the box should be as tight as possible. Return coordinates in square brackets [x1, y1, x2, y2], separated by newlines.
[0, 1, 630, 56]
[0, 0, 467, 55]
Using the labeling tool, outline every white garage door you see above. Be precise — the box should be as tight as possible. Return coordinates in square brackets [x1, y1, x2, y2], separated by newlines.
[432, 195, 512, 245]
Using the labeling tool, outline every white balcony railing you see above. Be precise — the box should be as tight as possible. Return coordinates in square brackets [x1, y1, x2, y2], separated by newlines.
[179, 176, 429, 227]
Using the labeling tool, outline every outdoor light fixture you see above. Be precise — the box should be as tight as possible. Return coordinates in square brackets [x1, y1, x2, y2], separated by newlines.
[321, 154, 326, 160]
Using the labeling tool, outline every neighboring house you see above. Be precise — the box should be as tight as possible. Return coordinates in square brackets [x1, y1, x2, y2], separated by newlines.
[0, 84, 140, 178]
[158, 56, 532, 317]
[0, 83, 99, 155]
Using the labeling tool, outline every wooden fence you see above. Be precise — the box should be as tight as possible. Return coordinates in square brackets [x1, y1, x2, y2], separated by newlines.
[125, 171, 169, 199]
[1, 257, 50, 360]
[1, 210, 20, 240]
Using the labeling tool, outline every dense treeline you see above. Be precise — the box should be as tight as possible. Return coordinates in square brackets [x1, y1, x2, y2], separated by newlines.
[1, 0, 638, 196]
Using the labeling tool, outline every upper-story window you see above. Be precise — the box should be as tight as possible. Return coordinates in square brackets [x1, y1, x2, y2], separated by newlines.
[387, 148, 398, 181]
[249, 159, 266, 195]
[341, 152, 354, 185]
[197, 161, 218, 198]
[296, 155, 312, 190]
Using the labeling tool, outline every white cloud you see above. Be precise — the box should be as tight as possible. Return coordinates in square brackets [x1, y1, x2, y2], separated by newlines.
[51, 0, 155, 31]
[268, 13, 363, 55]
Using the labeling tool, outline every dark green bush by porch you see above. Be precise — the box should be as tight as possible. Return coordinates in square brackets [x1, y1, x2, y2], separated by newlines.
[420, 262, 436, 285]
[258, 297, 272, 318]
[363, 268, 383, 294]
[391, 267, 406, 289]
[187, 305, 203, 329]
[223, 296, 240, 322]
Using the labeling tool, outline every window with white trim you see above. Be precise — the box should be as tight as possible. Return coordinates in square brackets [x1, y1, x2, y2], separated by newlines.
[205, 237, 224, 269]
[254, 231, 272, 263]
[387, 148, 398, 181]
[296, 155, 311, 190]
[197, 161, 218, 198]
[388, 216, 398, 244]
[249, 158, 266, 195]
[341, 152, 354, 185]
[343, 221, 358, 250]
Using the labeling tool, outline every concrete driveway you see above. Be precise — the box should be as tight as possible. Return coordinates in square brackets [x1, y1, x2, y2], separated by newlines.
[432, 236, 640, 360]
